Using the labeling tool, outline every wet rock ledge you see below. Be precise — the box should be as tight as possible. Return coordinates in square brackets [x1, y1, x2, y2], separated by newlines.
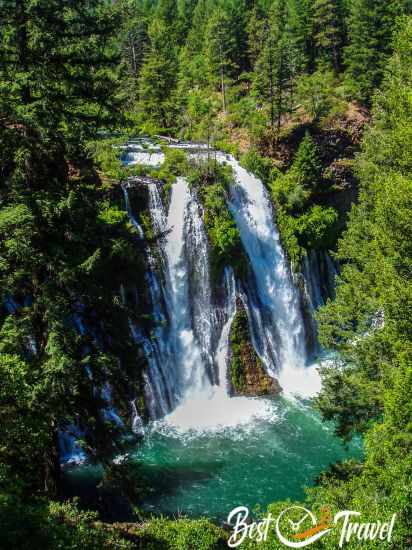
[229, 298, 281, 397]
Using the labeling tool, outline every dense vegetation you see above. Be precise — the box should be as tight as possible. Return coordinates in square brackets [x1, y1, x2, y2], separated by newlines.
[1, 0, 411, 548]
[242, 17, 412, 548]
[188, 159, 246, 282]
[0, 1, 148, 547]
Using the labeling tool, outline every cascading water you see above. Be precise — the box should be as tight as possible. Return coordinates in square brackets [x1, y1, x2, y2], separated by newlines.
[66, 142, 361, 519]
[124, 143, 321, 417]
[162, 177, 207, 396]
[221, 155, 321, 396]
[215, 267, 236, 393]
[122, 184, 145, 238]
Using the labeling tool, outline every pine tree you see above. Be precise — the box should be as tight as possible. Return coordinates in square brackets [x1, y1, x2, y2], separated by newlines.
[0, 0, 142, 493]
[246, 3, 269, 71]
[138, 17, 178, 130]
[204, 7, 238, 112]
[252, 0, 296, 138]
[345, 0, 412, 103]
[0, 0, 122, 159]
[313, 0, 346, 71]
[119, 0, 150, 78]
[288, 0, 316, 73]
[292, 132, 322, 188]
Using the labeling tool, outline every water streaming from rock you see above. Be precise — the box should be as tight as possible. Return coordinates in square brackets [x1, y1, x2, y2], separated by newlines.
[123, 143, 324, 427]
[220, 155, 321, 395]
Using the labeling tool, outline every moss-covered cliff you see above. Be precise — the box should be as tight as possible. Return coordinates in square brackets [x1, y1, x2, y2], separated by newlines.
[229, 298, 281, 396]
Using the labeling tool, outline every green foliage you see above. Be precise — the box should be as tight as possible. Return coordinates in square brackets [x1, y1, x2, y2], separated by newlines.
[345, 0, 412, 103]
[313, 0, 347, 71]
[204, 7, 238, 112]
[270, 133, 336, 263]
[240, 149, 276, 183]
[296, 70, 347, 124]
[190, 160, 246, 282]
[158, 147, 189, 181]
[181, 90, 221, 143]
[116, 0, 411, 145]
[88, 138, 129, 184]
[137, 18, 178, 131]
[229, 308, 249, 393]
[0, 0, 123, 154]
[0, 0, 147, 499]
[0, 493, 133, 549]
[289, 132, 323, 189]
[134, 517, 227, 549]
[299, 20, 412, 546]
[252, 0, 298, 136]
[295, 205, 338, 249]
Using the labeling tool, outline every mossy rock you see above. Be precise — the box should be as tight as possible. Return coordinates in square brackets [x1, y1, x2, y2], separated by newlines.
[229, 299, 281, 396]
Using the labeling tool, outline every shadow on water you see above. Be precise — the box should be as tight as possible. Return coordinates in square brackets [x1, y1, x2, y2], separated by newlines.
[134, 458, 226, 501]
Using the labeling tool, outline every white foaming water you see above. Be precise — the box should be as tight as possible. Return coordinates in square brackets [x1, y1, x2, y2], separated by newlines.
[124, 151, 165, 167]
[278, 363, 322, 399]
[215, 268, 236, 394]
[161, 389, 277, 434]
[215, 155, 316, 399]
[163, 177, 208, 394]
[225, 156, 306, 368]
[159, 265, 277, 434]
[124, 145, 327, 435]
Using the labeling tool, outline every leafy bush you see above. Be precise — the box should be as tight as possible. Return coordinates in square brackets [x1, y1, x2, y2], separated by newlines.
[201, 183, 244, 282]
[0, 495, 132, 550]
[189, 160, 247, 282]
[134, 517, 227, 549]
[295, 205, 338, 250]
[296, 70, 347, 124]
[157, 148, 189, 183]
[240, 148, 276, 182]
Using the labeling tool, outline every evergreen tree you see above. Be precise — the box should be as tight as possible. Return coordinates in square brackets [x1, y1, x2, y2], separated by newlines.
[288, 0, 316, 73]
[246, 3, 268, 71]
[138, 18, 178, 130]
[119, 0, 150, 78]
[253, 0, 296, 138]
[345, 0, 412, 103]
[0, 0, 143, 493]
[0, 0, 122, 158]
[292, 132, 322, 188]
[313, 0, 346, 71]
[204, 7, 238, 112]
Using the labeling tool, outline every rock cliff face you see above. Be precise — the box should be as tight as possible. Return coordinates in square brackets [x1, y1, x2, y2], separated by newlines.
[229, 298, 281, 396]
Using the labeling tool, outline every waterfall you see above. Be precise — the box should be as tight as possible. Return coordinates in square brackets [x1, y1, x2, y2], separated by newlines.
[145, 178, 271, 431]
[122, 142, 322, 431]
[121, 142, 165, 167]
[122, 185, 145, 238]
[215, 267, 237, 394]
[223, 157, 307, 377]
[163, 263, 274, 432]
[162, 177, 209, 396]
[131, 178, 216, 421]
[131, 399, 145, 436]
[185, 188, 218, 381]
[123, 182, 175, 418]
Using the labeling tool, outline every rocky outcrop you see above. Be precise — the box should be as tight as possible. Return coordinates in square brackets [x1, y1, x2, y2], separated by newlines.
[229, 298, 281, 396]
